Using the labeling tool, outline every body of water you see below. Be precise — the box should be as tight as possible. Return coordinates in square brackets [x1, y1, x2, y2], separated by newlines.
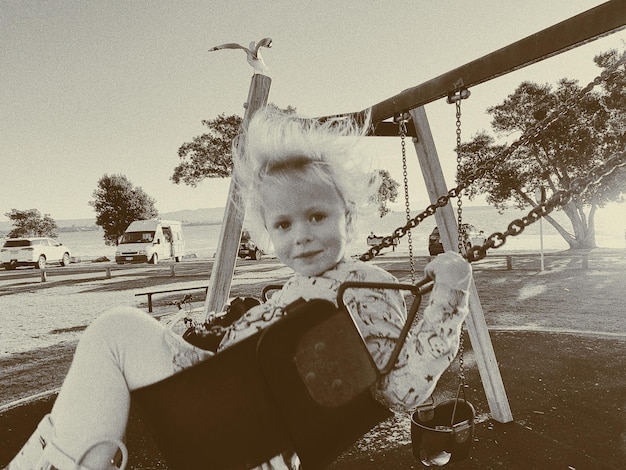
[6, 204, 624, 261]
[54, 224, 223, 260]
[351, 203, 625, 255]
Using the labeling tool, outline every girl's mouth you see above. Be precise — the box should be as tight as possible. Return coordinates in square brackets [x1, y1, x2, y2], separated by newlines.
[295, 250, 322, 259]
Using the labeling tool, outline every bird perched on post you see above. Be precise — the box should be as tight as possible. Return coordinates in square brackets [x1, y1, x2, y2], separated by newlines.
[208, 38, 272, 74]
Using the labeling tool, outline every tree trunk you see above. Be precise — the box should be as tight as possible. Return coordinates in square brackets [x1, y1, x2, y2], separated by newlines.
[511, 188, 603, 250]
[558, 200, 597, 249]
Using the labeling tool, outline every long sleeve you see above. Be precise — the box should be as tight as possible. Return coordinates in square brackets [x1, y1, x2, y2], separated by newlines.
[220, 255, 471, 414]
[366, 252, 472, 413]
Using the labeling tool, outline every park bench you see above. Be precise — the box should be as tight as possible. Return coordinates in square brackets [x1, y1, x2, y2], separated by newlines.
[135, 286, 208, 313]
[366, 234, 399, 251]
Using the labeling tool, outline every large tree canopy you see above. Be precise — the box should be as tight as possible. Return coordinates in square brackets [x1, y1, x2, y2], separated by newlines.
[171, 105, 296, 186]
[4, 208, 58, 238]
[90, 174, 158, 245]
[458, 48, 625, 249]
[171, 113, 243, 186]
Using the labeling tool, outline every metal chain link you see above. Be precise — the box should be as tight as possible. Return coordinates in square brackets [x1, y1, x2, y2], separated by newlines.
[399, 115, 416, 283]
[455, 97, 464, 254]
[359, 147, 625, 262]
[360, 50, 626, 262]
[453, 93, 467, 388]
[458, 329, 466, 388]
[466, 149, 626, 262]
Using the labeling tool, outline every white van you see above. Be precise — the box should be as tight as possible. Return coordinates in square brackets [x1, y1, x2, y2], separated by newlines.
[115, 220, 185, 264]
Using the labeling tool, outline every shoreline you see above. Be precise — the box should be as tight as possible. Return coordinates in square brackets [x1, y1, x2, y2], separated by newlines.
[14, 244, 626, 266]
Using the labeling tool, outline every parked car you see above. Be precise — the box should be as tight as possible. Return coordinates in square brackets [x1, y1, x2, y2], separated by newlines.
[428, 224, 486, 256]
[238, 229, 264, 260]
[1, 237, 71, 269]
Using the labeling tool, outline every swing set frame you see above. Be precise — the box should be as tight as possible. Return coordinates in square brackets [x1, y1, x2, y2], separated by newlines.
[137, 2, 625, 467]
[205, 0, 624, 425]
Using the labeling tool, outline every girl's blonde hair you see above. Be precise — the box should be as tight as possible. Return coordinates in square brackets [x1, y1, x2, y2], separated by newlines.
[233, 107, 376, 229]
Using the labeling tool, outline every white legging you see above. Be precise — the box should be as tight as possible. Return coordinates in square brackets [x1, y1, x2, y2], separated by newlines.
[49, 307, 182, 469]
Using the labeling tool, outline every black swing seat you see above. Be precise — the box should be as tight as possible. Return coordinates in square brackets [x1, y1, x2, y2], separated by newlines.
[132, 298, 392, 470]
[411, 398, 475, 466]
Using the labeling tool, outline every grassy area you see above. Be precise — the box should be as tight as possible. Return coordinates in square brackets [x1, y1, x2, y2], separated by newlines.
[1, 250, 624, 468]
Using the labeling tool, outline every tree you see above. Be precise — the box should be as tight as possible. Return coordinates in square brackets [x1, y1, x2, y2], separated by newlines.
[90, 174, 158, 245]
[171, 114, 243, 186]
[370, 169, 400, 217]
[172, 105, 296, 186]
[458, 48, 625, 250]
[4, 209, 58, 238]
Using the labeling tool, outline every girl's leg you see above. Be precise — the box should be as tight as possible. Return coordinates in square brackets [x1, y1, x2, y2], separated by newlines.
[51, 306, 181, 468]
[9, 307, 182, 469]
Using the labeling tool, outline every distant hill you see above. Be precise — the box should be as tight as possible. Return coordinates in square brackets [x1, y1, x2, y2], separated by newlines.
[0, 217, 100, 233]
[0, 205, 491, 233]
[0, 208, 226, 234]
[159, 207, 224, 225]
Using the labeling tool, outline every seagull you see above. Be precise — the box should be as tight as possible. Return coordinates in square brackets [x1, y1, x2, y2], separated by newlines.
[208, 38, 272, 74]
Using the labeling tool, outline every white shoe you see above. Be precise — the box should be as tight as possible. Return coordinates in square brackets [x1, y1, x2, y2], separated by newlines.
[5, 414, 128, 470]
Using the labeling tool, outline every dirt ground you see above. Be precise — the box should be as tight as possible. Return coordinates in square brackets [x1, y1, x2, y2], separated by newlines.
[1, 249, 625, 469]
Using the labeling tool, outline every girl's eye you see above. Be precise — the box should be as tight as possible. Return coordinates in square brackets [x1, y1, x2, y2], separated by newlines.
[274, 221, 290, 230]
[310, 213, 326, 223]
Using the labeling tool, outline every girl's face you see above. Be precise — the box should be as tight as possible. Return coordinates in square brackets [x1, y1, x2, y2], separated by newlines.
[259, 174, 351, 277]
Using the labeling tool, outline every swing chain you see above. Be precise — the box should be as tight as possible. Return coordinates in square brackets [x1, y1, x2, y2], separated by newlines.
[359, 186, 466, 261]
[454, 93, 465, 254]
[451, 89, 469, 396]
[399, 113, 416, 282]
[458, 329, 466, 388]
[360, 51, 626, 262]
[361, 147, 625, 262]
[461, 50, 626, 193]
[466, 148, 626, 262]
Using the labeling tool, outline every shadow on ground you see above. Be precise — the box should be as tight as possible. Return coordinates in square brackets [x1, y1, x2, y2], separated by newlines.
[1, 330, 624, 469]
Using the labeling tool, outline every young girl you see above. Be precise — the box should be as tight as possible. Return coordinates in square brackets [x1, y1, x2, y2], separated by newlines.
[7, 108, 472, 470]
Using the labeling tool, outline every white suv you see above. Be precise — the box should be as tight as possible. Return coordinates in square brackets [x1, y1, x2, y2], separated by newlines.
[1, 237, 72, 270]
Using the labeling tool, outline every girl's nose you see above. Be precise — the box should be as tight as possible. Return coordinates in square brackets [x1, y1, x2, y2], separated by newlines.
[293, 222, 311, 245]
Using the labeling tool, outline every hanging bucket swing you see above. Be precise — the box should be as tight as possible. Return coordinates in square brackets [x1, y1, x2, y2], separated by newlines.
[411, 384, 475, 467]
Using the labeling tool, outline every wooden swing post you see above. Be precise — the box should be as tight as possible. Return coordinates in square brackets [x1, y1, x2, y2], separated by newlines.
[204, 73, 271, 316]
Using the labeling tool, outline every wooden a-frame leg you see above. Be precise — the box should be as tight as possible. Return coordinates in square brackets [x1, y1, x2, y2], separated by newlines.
[204, 74, 272, 316]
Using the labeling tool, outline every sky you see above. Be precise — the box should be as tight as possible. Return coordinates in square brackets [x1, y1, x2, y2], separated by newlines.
[1, 0, 625, 223]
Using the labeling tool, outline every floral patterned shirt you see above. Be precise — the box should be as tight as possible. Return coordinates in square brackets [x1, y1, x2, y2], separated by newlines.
[215, 255, 471, 470]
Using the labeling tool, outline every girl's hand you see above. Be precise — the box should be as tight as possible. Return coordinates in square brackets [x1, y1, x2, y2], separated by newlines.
[424, 252, 472, 290]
